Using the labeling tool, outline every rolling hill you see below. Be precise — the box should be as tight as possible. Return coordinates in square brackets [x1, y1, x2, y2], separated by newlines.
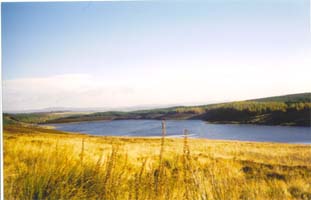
[4, 92, 311, 126]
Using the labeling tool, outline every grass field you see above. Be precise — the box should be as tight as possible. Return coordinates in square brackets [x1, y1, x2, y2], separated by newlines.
[3, 125, 311, 200]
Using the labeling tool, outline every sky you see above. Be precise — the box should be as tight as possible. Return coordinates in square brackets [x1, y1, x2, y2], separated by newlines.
[2, 1, 311, 111]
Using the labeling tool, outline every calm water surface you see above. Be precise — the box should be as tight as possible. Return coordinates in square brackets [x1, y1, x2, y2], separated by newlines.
[51, 120, 311, 144]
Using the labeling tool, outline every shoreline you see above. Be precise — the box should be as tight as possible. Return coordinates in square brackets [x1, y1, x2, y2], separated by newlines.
[24, 124, 311, 146]
[41, 118, 311, 127]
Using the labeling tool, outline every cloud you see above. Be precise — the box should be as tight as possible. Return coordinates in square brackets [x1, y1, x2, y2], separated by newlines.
[3, 67, 311, 112]
[2, 74, 138, 111]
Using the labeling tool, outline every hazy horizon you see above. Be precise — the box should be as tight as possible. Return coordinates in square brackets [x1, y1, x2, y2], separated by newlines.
[4, 91, 311, 114]
[2, 1, 311, 111]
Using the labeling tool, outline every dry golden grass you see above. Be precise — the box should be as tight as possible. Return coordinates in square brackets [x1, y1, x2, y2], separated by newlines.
[3, 125, 311, 200]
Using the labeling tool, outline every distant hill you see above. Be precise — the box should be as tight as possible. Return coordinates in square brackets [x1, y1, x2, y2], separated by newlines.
[249, 92, 311, 103]
[3, 92, 311, 127]
[4, 104, 182, 114]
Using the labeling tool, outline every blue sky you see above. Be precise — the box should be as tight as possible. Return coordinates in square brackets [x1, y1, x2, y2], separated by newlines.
[2, 1, 311, 111]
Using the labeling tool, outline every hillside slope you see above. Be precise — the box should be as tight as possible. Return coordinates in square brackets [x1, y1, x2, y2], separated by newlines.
[4, 93, 311, 126]
[249, 92, 311, 103]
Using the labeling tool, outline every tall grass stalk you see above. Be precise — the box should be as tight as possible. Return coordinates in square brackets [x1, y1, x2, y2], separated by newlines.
[80, 138, 85, 193]
[155, 120, 167, 199]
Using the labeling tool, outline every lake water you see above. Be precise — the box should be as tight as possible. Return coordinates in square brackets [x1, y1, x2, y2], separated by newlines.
[51, 120, 311, 144]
